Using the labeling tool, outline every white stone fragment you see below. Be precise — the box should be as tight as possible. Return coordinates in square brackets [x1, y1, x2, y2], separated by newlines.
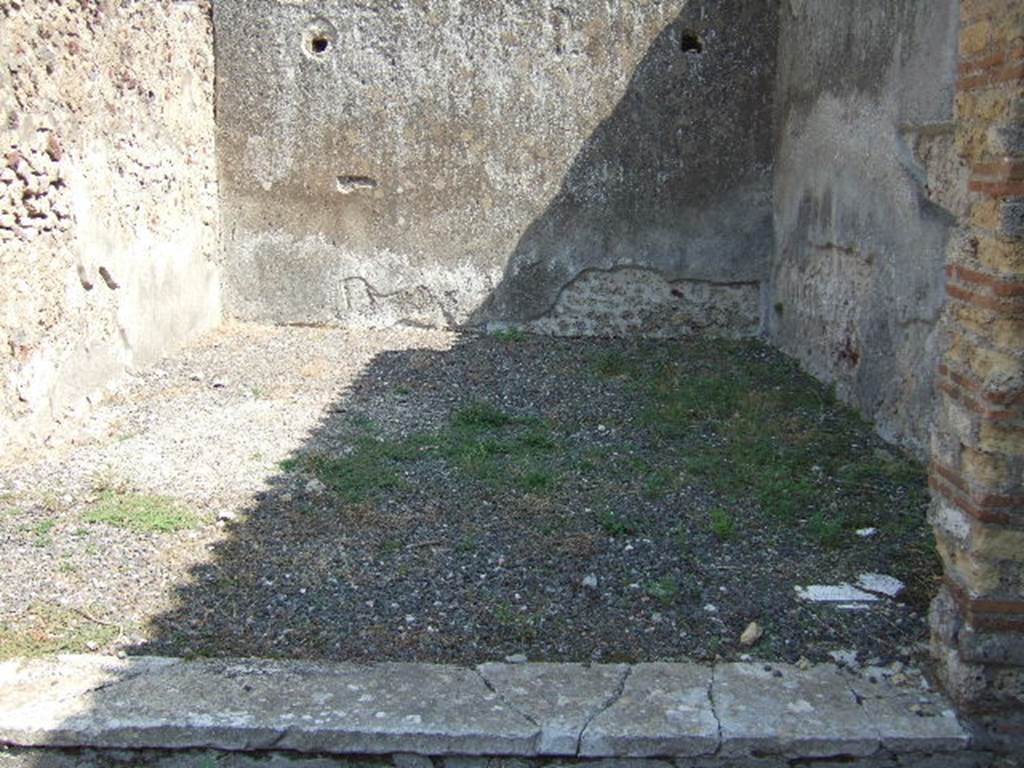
[795, 584, 879, 603]
[856, 527, 878, 537]
[857, 573, 905, 598]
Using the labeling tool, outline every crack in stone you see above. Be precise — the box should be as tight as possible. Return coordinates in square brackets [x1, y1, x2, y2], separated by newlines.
[341, 276, 457, 328]
[473, 667, 541, 733]
[575, 665, 632, 757]
[708, 663, 723, 756]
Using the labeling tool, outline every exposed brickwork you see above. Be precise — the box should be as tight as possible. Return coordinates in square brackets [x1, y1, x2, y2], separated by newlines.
[931, 0, 1024, 751]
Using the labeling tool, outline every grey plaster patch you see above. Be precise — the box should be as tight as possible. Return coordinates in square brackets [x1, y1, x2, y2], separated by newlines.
[847, 676, 969, 753]
[578, 663, 717, 758]
[477, 663, 629, 755]
[0, 656, 539, 756]
[714, 663, 879, 758]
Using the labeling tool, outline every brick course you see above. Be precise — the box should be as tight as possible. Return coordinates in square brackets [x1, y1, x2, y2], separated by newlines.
[930, 0, 1024, 751]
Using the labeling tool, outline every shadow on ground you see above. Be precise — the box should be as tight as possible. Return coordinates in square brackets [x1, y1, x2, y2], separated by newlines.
[127, 332, 938, 666]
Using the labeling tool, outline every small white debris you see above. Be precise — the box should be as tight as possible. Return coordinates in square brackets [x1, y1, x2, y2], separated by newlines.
[795, 584, 879, 603]
[829, 649, 860, 667]
[703, 604, 718, 613]
[582, 574, 598, 589]
[305, 478, 326, 495]
[856, 527, 878, 538]
[217, 510, 237, 523]
[505, 653, 528, 664]
[857, 573, 905, 598]
[740, 621, 763, 647]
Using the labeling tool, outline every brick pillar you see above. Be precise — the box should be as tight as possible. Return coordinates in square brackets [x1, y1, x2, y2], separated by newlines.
[929, 0, 1024, 751]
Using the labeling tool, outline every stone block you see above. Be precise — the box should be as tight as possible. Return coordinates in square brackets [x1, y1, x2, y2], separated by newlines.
[714, 663, 878, 758]
[477, 663, 628, 756]
[579, 663, 717, 758]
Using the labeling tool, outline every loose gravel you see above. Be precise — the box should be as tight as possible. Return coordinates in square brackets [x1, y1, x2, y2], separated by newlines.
[0, 323, 940, 667]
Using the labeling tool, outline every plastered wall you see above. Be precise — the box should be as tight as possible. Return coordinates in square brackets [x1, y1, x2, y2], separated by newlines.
[215, 0, 778, 338]
[0, 0, 222, 453]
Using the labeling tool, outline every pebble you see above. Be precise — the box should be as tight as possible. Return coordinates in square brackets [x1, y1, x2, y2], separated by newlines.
[740, 621, 763, 647]
[305, 478, 326, 495]
[582, 574, 598, 589]
[217, 510, 237, 522]
[505, 654, 527, 664]
[856, 527, 878, 538]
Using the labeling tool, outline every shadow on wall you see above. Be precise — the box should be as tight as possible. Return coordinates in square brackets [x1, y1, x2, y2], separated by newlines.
[469, 0, 776, 338]
[9, 6, 790, 761]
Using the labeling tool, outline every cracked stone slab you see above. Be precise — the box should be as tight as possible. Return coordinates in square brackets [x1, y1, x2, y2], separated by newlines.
[714, 663, 880, 758]
[847, 676, 969, 753]
[578, 663, 717, 758]
[0, 655, 539, 755]
[477, 662, 628, 755]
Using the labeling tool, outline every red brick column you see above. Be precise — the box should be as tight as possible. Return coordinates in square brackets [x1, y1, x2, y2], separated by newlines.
[930, 0, 1024, 751]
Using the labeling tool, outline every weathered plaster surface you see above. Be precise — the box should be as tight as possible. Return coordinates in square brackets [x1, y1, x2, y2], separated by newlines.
[0, 0, 221, 454]
[769, 0, 962, 455]
[215, 0, 777, 336]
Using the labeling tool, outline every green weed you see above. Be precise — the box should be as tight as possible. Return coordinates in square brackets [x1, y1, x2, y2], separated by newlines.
[84, 492, 197, 534]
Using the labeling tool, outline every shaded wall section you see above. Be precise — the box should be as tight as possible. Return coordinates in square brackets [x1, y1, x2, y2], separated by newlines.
[215, 0, 777, 336]
[0, 0, 222, 455]
[768, 0, 962, 456]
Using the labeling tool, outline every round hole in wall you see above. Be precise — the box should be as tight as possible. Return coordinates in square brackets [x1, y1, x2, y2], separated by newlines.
[680, 30, 704, 54]
[302, 18, 337, 60]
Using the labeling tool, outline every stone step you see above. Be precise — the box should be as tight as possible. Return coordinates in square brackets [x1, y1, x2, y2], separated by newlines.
[0, 655, 978, 765]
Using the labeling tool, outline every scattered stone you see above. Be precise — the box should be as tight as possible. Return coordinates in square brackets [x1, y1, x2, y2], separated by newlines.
[504, 654, 527, 665]
[739, 621, 763, 647]
[217, 510, 237, 523]
[795, 584, 879, 604]
[582, 574, 598, 590]
[856, 527, 878, 538]
[211, 377, 229, 389]
[828, 649, 860, 668]
[857, 573, 905, 599]
[305, 477, 326, 495]
[797, 656, 812, 671]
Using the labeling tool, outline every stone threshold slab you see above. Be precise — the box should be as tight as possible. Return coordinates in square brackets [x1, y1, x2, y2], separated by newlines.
[0, 656, 970, 761]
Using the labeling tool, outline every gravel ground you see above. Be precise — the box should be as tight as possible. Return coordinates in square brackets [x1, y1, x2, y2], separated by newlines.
[0, 323, 940, 668]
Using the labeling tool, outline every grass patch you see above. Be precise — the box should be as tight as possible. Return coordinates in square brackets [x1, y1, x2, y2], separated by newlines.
[597, 509, 640, 537]
[0, 603, 119, 659]
[30, 520, 55, 548]
[490, 328, 527, 343]
[807, 511, 845, 549]
[709, 507, 736, 540]
[84, 491, 197, 533]
[452, 401, 522, 429]
[302, 441, 409, 503]
[592, 351, 631, 379]
[632, 340, 928, 527]
[644, 577, 679, 605]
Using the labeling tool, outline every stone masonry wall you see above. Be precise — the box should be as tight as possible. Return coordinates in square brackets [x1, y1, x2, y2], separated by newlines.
[769, 0, 962, 456]
[929, 0, 1024, 752]
[215, 0, 777, 338]
[0, 0, 221, 455]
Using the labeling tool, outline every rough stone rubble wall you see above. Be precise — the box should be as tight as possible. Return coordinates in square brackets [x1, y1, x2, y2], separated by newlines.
[0, 0, 221, 454]
[929, 0, 1024, 752]
[215, 0, 777, 339]
[769, 0, 962, 456]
